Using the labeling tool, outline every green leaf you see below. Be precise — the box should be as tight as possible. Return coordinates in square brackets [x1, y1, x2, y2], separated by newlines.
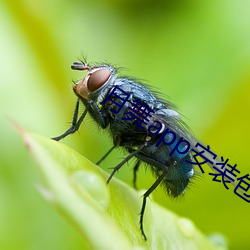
[19, 128, 227, 250]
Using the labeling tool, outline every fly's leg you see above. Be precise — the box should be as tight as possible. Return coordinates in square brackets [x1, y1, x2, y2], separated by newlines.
[89, 100, 107, 129]
[140, 172, 166, 240]
[107, 143, 146, 184]
[99, 148, 141, 188]
[96, 145, 116, 165]
[52, 99, 88, 141]
[52, 99, 108, 141]
[133, 160, 141, 189]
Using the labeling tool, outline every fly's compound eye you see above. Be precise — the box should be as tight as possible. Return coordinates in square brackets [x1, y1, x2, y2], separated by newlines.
[87, 68, 111, 92]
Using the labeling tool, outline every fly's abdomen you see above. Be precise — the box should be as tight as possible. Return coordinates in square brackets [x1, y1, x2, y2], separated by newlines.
[136, 132, 194, 197]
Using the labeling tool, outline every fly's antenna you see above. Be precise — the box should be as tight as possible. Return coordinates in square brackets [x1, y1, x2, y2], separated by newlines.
[71, 61, 89, 71]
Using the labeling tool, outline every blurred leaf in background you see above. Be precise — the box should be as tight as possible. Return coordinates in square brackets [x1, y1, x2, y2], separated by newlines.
[0, 0, 249, 249]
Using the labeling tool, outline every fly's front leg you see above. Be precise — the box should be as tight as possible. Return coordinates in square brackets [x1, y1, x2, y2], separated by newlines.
[52, 99, 89, 141]
[89, 100, 108, 129]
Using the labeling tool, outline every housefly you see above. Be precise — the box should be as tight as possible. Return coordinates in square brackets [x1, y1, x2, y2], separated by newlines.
[52, 60, 217, 240]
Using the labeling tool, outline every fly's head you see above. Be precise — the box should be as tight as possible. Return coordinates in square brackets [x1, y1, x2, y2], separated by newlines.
[72, 61, 116, 102]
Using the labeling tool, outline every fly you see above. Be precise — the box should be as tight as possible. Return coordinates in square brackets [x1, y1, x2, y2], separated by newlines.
[52, 60, 214, 240]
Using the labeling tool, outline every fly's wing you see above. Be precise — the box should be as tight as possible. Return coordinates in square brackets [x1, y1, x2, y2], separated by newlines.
[187, 134, 239, 189]
[148, 108, 192, 142]
[149, 109, 239, 189]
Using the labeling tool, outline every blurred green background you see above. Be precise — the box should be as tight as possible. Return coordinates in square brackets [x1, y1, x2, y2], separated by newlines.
[1, 0, 250, 249]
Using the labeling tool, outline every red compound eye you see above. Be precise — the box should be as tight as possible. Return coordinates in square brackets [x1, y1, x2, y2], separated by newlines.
[87, 68, 111, 92]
